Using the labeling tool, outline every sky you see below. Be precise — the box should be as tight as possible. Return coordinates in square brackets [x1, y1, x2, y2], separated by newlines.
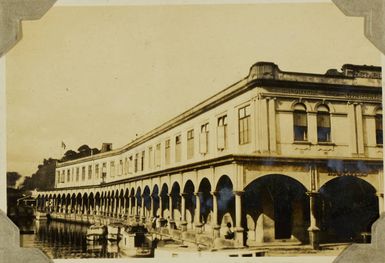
[5, 3, 381, 177]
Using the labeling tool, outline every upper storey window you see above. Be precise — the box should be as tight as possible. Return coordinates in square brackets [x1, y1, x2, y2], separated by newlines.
[200, 123, 209, 154]
[187, 129, 194, 159]
[239, 105, 251, 145]
[81, 167, 86, 181]
[110, 161, 115, 177]
[76, 167, 80, 181]
[95, 164, 99, 179]
[376, 108, 383, 145]
[67, 169, 70, 182]
[217, 115, 228, 150]
[165, 139, 171, 165]
[317, 105, 331, 143]
[293, 103, 308, 142]
[175, 135, 182, 162]
[88, 165, 92, 179]
[155, 144, 161, 168]
[102, 163, 107, 182]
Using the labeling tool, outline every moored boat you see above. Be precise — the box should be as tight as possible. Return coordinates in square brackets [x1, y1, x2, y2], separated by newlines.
[119, 223, 154, 257]
[86, 224, 107, 241]
[107, 223, 125, 242]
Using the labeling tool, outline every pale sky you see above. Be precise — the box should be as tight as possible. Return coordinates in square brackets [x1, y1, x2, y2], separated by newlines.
[6, 3, 381, 177]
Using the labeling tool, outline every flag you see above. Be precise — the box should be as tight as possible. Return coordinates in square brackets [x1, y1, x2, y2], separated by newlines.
[61, 141, 66, 149]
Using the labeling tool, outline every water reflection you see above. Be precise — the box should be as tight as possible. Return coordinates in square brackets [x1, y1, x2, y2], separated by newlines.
[20, 220, 122, 259]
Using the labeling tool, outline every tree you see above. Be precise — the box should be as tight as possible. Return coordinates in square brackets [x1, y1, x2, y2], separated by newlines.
[20, 158, 57, 191]
[77, 144, 91, 158]
[6, 172, 22, 188]
[61, 150, 77, 162]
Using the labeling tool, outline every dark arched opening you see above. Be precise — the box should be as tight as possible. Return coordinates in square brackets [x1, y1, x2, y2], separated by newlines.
[318, 176, 379, 243]
[243, 174, 309, 243]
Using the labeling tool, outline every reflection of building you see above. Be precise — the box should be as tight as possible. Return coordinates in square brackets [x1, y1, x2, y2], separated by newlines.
[37, 62, 382, 248]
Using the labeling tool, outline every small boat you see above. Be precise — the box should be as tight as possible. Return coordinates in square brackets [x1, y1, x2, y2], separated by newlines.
[86, 224, 107, 241]
[119, 223, 154, 257]
[107, 223, 125, 242]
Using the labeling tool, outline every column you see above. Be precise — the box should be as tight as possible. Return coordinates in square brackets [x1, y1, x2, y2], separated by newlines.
[150, 195, 154, 218]
[260, 98, 269, 152]
[159, 195, 163, 218]
[140, 195, 146, 223]
[116, 197, 120, 218]
[101, 197, 104, 215]
[307, 191, 320, 250]
[268, 98, 277, 152]
[348, 103, 358, 155]
[211, 191, 220, 238]
[234, 191, 244, 247]
[169, 194, 175, 229]
[93, 198, 96, 215]
[87, 197, 90, 214]
[134, 196, 138, 216]
[180, 193, 187, 231]
[355, 103, 365, 155]
[377, 193, 384, 215]
[123, 197, 127, 217]
[195, 192, 202, 233]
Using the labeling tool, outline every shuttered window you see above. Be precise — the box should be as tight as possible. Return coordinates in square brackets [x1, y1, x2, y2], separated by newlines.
[217, 115, 227, 150]
[239, 105, 250, 144]
[200, 123, 209, 154]
[317, 105, 331, 142]
[187, 129, 194, 159]
[175, 135, 182, 162]
[293, 104, 308, 141]
[376, 109, 383, 145]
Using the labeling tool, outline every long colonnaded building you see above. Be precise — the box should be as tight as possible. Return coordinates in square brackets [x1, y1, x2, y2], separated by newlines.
[37, 62, 383, 248]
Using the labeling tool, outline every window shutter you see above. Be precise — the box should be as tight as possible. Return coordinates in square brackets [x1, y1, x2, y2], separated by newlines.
[200, 132, 207, 154]
[217, 126, 225, 150]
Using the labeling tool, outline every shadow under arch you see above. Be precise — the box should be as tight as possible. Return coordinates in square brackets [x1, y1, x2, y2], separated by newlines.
[198, 177, 213, 224]
[318, 176, 379, 243]
[215, 175, 234, 228]
[243, 174, 309, 244]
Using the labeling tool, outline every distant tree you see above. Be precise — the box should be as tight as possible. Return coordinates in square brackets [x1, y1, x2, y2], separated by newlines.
[20, 158, 57, 191]
[6, 172, 22, 188]
[78, 144, 91, 157]
[61, 150, 78, 162]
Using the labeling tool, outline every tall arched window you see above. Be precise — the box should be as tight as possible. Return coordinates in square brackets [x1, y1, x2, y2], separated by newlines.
[375, 108, 383, 145]
[317, 105, 331, 142]
[293, 104, 307, 141]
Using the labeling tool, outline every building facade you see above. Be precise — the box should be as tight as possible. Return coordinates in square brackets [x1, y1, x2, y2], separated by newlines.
[37, 62, 383, 248]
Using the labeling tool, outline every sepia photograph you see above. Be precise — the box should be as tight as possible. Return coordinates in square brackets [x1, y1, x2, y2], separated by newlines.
[4, 0, 383, 261]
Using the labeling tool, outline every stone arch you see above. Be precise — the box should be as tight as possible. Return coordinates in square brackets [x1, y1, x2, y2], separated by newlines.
[318, 176, 379, 243]
[243, 174, 309, 244]
[76, 193, 82, 214]
[314, 101, 335, 114]
[170, 182, 182, 225]
[142, 186, 151, 216]
[152, 184, 160, 217]
[160, 184, 169, 219]
[183, 180, 195, 228]
[198, 177, 213, 226]
[290, 100, 312, 112]
[95, 192, 101, 215]
[215, 175, 234, 230]
[319, 160, 381, 193]
[82, 192, 88, 214]
[88, 192, 95, 214]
